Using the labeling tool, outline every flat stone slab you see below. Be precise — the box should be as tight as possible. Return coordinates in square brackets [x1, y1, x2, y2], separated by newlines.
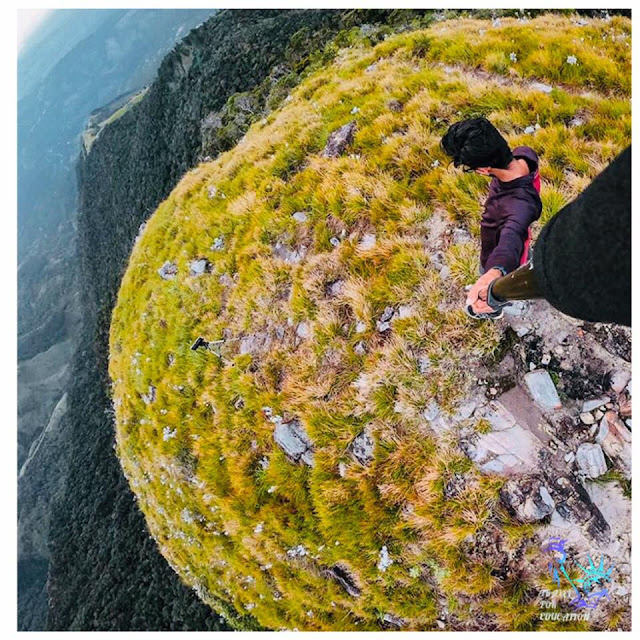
[596, 411, 631, 478]
[274, 419, 314, 467]
[581, 396, 610, 413]
[524, 369, 562, 410]
[499, 385, 546, 434]
[461, 401, 544, 475]
[575, 442, 607, 478]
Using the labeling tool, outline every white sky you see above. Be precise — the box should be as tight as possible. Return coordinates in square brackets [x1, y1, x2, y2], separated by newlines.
[17, 8, 52, 51]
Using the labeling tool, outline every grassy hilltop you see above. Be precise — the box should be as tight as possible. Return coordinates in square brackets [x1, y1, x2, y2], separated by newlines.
[109, 14, 630, 631]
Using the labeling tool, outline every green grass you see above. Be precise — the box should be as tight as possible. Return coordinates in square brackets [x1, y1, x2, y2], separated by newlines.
[109, 14, 630, 631]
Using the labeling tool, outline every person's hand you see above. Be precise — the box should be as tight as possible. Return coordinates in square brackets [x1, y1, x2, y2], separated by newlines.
[466, 268, 503, 314]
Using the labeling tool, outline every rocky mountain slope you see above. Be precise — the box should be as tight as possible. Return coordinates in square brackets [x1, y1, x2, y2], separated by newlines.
[109, 13, 631, 631]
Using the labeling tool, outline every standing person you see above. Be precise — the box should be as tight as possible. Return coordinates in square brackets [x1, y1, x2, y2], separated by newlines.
[440, 117, 542, 318]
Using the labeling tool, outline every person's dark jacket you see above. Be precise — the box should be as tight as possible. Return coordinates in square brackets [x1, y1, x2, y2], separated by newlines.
[481, 146, 542, 273]
[533, 145, 630, 326]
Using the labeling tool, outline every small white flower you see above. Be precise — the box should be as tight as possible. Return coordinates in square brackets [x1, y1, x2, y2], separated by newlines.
[162, 426, 177, 441]
[431, 159, 440, 168]
[351, 106, 360, 115]
[267, 485, 277, 494]
[524, 125, 536, 134]
[567, 55, 578, 65]
[378, 545, 394, 572]
[254, 522, 264, 534]
[509, 52, 517, 62]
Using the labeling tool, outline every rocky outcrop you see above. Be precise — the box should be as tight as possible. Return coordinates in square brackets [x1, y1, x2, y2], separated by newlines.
[322, 121, 357, 158]
[499, 476, 555, 522]
[596, 411, 631, 478]
[349, 430, 375, 465]
[272, 417, 314, 467]
[158, 261, 178, 280]
[326, 565, 361, 597]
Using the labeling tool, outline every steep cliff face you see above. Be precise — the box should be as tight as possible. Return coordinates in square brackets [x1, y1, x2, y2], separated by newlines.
[17, 9, 217, 630]
[109, 14, 631, 631]
[49, 8, 411, 630]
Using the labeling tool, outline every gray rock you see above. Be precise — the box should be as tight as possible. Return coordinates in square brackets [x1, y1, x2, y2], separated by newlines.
[430, 251, 445, 270]
[500, 476, 555, 522]
[581, 396, 610, 413]
[461, 401, 544, 475]
[327, 279, 344, 297]
[376, 320, 391, 333]
[365, 63, 377, 73]
[354, 341, 367, 356]
[387, 99, 404, 112]
[417, 354, 431, 374]
[396, 304, 413, 319]
[382, 613, 405, 628]
[240, 332, 272, 355]
[579, 412, 595, 425]
[350, 430, 375, 465]
[380, 306, 395, 323]
[377, 545, 393, 572]
[576, 442, 607, 478]
[211, 236, 225, 251]
[158, 261, 178, 280]
[326, 565, 361, 597]
[609, 369, 631, 394]
[207, 185, 218, 198]
[141, 385, 156, 405]
[273, 241, 306, 264]
[329, 237, 340, 247]
[504, 301, 527, 316]
[189, 259, 212, 276]
[524, 370, 562, 410]
[422, 400, 440, 422]
[322, 121, 357, 158]
[453, 400, 477, 421]
[292, 211, 308, 223]
[355, 321, 367, 333]
[439, 265, 451, 280]
[530, 81, 553, 94]
[219, 273, 234, 287]
[596, 411, 631, 477]
[452, 228, 472, 244]
[296, 322, 311, 339]
[358, 233, 376, 250]
[274, 419, 314, 466]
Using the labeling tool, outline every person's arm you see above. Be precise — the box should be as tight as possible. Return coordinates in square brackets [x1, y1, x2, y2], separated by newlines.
[533, 146, 630, 325]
